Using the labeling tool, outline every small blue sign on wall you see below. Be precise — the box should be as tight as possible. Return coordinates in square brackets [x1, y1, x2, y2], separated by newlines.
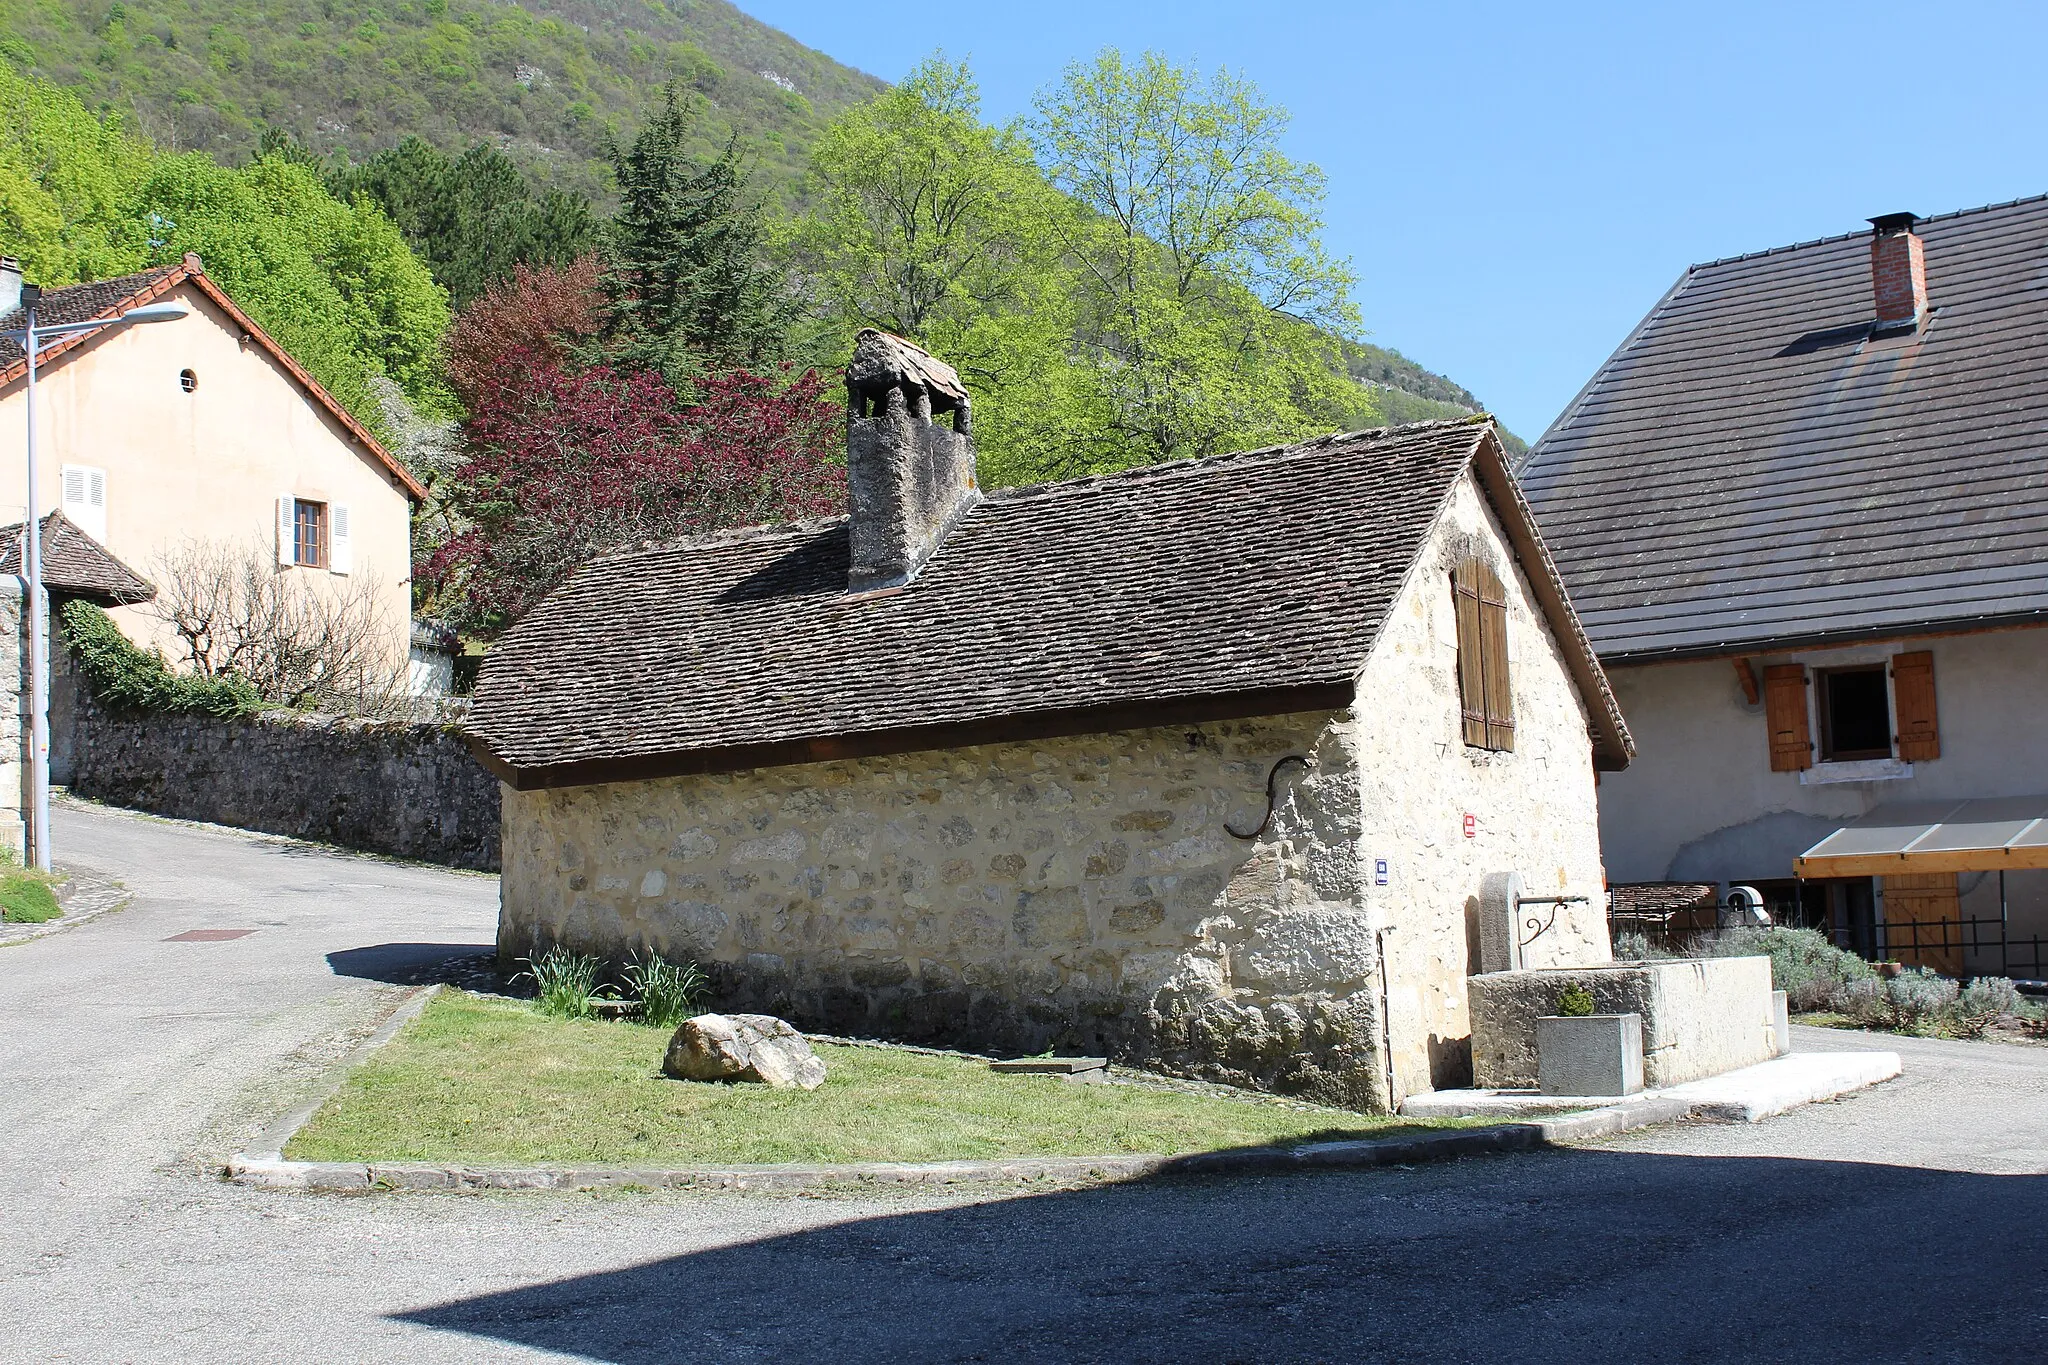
[1374, 858, 1389, 887]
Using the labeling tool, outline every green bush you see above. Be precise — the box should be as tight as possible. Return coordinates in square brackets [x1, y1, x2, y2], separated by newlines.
[59, 599, 260, 718]
[1611, 931, 1655, 961]
[1700, 926, 1874, 1011]
[1556, 983, 1596, 1017]
[0, 872, 59, 923]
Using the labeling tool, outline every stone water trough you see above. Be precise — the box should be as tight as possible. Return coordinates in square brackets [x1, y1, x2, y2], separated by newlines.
[1470, 956, 1777, 1092]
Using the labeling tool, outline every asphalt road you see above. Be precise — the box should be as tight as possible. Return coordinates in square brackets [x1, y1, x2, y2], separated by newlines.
[2, 803, 2044, 1364]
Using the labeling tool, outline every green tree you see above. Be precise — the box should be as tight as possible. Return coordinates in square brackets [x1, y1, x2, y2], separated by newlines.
[330, 136, 600, 307]
[608, 84, 793, 382]
[1032, 50, 1372, 468]
[0, 58, 152, 283]
[0, 62, 452, 445]
[132, 152, 455, 429]
[785, 56, 1084, 485]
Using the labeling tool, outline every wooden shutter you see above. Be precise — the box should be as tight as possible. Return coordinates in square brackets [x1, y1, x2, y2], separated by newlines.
[277, 497, 297, 568]
[1453, 559, 1514, 751]
[1891, 650, 1939, 761]
[1763, 664, 1812, 771]
[1478, 564, 1514, 751]
[1453, 562, 1487, 747]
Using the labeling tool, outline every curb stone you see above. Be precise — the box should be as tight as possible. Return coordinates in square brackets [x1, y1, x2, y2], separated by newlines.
[0, 865, 133, 946]
[226, 1093, 1704, 1194]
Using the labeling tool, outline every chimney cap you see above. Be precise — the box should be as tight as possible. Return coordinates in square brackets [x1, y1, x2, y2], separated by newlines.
[849, 328, 968, 412]
[1869, 212, 1922, 234]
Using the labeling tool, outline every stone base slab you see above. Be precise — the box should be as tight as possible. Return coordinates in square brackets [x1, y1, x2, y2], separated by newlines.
[1401, 1049, 1902, 1123]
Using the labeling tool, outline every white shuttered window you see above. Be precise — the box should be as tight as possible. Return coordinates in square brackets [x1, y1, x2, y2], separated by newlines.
[62, 464, 107, 542]
[329, 504, 351, 575]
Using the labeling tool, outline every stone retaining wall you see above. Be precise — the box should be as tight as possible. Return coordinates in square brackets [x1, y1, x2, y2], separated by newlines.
[69, 682, 501, 870]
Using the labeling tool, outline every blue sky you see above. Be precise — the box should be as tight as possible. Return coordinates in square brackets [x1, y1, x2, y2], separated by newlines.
[744, 0, 2045, 441]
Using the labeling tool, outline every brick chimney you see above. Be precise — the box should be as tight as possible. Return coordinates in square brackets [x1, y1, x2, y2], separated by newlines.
[1869, 212, 1928, 332]
[844, 328, 978, 592]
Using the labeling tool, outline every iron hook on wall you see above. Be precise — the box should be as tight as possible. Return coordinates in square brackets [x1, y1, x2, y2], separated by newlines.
[1225, 755, 1313, 841]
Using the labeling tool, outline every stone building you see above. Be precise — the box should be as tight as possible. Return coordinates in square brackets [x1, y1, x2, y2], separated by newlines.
[466, 331, 1633, 1109]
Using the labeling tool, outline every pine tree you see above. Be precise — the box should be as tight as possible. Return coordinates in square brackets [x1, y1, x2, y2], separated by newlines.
[607, 85, 794, 382]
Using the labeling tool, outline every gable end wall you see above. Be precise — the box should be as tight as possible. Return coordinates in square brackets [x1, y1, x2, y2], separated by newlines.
[1350, 470, 1611, 1098]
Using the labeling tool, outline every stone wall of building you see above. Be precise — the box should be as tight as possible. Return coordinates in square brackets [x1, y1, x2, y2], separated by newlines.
[1350, 470, 1613, 1101]
[499, 711, 1395, 1109]
[69, 683, 501, 870]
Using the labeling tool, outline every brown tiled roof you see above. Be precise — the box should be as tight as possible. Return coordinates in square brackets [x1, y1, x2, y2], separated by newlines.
[0, 256, 424, 500]
[468, 420, 1632, 789]
[0, 513, 155, 605]
[1522, 194, 2048, 661]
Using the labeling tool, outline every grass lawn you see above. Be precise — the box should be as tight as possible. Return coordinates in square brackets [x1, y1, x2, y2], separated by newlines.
[287, 991, 1465, 1166]
[0, 870, 60, 923]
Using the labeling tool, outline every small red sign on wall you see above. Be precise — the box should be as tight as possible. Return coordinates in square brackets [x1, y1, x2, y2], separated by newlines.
[1462, 813, 1476, 839]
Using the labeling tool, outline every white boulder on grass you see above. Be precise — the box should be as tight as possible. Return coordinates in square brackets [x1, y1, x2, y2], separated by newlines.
[663, 1013, 828, 1090]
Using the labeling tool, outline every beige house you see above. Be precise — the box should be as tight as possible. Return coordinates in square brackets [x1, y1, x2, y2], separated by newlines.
[466, 333, 1633, 1110]
[0, 253, 423, 664]
[1523, 199, 2048, 979]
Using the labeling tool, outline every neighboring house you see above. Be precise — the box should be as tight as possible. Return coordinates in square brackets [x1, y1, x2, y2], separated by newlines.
[0, 254, 424, 670]
[465, 331, 1632, 1109]
[1521, 197, 2048, 977]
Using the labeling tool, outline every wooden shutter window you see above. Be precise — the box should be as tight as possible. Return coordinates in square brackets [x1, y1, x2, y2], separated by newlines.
[1453, 559, 1514, 752]
[1763, 663, 1813, 772]
[1891, 650, 1940, 761]
[1454, 563, 1487, 747]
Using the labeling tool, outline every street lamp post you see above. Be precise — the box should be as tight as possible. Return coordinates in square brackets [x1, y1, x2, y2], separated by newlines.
[6, 288, 187, 871]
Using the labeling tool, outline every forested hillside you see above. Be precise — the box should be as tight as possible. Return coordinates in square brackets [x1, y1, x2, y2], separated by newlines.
[0, 0, 882, 202]
[0, 0, 1514, 437]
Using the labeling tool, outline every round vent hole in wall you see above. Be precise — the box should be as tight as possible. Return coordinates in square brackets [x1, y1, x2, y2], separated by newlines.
[179, 368, 197, 393]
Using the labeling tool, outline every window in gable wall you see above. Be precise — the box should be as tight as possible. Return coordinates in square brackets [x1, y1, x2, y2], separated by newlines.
[1453, 558, 1514, 752]
[1817, 665, 1892, 761]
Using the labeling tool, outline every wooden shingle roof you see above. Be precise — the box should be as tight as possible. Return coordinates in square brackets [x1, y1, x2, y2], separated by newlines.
[467, 420, 1631, 788]
[1521, 194, 2048, 661]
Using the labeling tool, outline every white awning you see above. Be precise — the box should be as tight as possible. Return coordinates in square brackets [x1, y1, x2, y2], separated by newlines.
[1795, 797, 2048, 878]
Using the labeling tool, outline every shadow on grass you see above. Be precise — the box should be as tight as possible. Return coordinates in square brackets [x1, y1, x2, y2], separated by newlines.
[392, 1148, 2047, 1362]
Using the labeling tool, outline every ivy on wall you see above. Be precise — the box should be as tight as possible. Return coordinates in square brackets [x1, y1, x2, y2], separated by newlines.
[59, 599, 260, 719]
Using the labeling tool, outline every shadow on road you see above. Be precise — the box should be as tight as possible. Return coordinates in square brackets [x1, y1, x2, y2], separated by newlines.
[393, 1149, 2048, 1363]
[326, 942, 497, 987]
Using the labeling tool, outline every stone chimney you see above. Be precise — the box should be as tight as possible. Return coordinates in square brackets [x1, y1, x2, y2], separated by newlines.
[0, 257, 22, 316]
[844, 328, 978, 592]
[1869, 212, 1928, 332]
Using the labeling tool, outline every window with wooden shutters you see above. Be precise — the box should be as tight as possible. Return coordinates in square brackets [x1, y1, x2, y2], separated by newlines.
[1452, 559, 1514, 752]
[1763, 664, 1813, 771]
[1891, 650, 1940, 761]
